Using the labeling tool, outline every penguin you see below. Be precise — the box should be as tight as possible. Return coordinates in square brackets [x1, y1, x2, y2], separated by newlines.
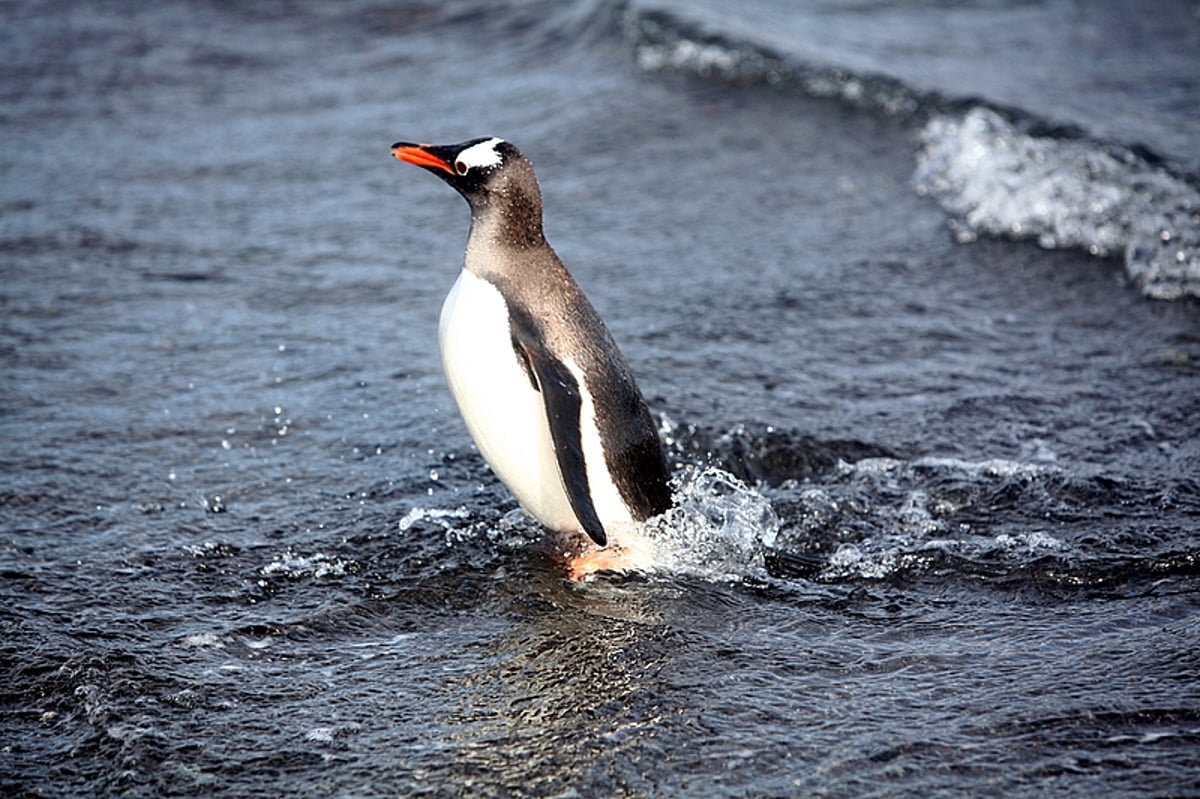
[390, 137, 672, 578]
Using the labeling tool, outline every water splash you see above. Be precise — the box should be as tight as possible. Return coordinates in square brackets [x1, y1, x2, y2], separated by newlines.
[398, 505, 471, 534]
[643, 465, 779, 582]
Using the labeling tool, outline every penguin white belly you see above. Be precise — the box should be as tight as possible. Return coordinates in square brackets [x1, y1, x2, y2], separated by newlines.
[439, 270, 579, 533]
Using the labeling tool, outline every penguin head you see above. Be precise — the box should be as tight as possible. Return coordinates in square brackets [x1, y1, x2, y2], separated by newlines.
[392, 137, 545, 244]
[391, 137, 524, 202]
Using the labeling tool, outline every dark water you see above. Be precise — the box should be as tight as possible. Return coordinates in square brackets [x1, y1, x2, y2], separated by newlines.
[3, 1, 1199, 796]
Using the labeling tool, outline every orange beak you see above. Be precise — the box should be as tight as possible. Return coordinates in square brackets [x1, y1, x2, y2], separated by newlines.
[391, 144, 453, 174]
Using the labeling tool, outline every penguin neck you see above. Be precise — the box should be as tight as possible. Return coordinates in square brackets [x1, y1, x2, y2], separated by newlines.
[465, 183, 546, 252]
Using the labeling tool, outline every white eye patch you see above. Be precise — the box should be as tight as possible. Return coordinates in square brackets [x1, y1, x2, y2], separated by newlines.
[455, 138, 505, 172]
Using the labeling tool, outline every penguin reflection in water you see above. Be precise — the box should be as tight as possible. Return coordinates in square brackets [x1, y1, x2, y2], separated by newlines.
[390, 137, 672, 580]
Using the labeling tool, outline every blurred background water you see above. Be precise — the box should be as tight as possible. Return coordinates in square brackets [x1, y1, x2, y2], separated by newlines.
[2, 1, 1198, 796]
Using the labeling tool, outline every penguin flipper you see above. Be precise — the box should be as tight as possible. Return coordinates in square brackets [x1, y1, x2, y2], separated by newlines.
[510, 326, 608, 548]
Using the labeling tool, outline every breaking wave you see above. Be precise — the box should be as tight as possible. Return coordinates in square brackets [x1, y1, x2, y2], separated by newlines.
[916, 108, 1199, 301]
[620, 3, 1200, 300]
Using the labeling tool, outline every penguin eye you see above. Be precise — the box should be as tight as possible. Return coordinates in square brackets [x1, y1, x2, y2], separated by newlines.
[454, 160, 469, 176]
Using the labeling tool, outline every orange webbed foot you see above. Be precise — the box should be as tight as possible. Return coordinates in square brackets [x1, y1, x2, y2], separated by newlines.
[566, 547, 636, 582]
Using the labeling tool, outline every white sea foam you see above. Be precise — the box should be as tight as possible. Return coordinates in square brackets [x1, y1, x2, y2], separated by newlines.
[805, 453, 1071, 580]
[305, 727, 336, 745]
[260, 550, 350, 579]
[993, 530, 1064, 554]
[909, 455, 1057, 479]
[916, 107, 1200, 300]
[179, 632, 225, 649]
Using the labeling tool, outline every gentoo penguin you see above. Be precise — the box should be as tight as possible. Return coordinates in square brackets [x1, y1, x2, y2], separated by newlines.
[390, 137, 672, 578]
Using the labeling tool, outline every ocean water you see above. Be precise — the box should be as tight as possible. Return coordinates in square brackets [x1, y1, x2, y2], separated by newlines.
[2, 1, 1198, 797]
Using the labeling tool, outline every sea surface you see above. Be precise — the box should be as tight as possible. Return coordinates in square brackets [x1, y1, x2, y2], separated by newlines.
[2, 1, 1199, 796]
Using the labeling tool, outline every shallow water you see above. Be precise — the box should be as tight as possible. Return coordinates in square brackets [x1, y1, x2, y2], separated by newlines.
[2, 1, 1199, 797]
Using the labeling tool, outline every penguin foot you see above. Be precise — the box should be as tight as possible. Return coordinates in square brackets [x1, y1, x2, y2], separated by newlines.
[566, 547, 635, 582]
[564, 533, 659, 582]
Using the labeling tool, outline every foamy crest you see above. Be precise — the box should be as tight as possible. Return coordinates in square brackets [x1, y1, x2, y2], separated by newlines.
[624, 9, 919, 115]
[916, 107, 1200, 300]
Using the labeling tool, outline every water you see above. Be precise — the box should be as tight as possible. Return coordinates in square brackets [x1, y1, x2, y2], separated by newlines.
[2, 1, 1198, 796]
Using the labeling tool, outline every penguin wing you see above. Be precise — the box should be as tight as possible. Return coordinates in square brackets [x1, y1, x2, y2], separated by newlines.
[509, 319, 608, 547]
